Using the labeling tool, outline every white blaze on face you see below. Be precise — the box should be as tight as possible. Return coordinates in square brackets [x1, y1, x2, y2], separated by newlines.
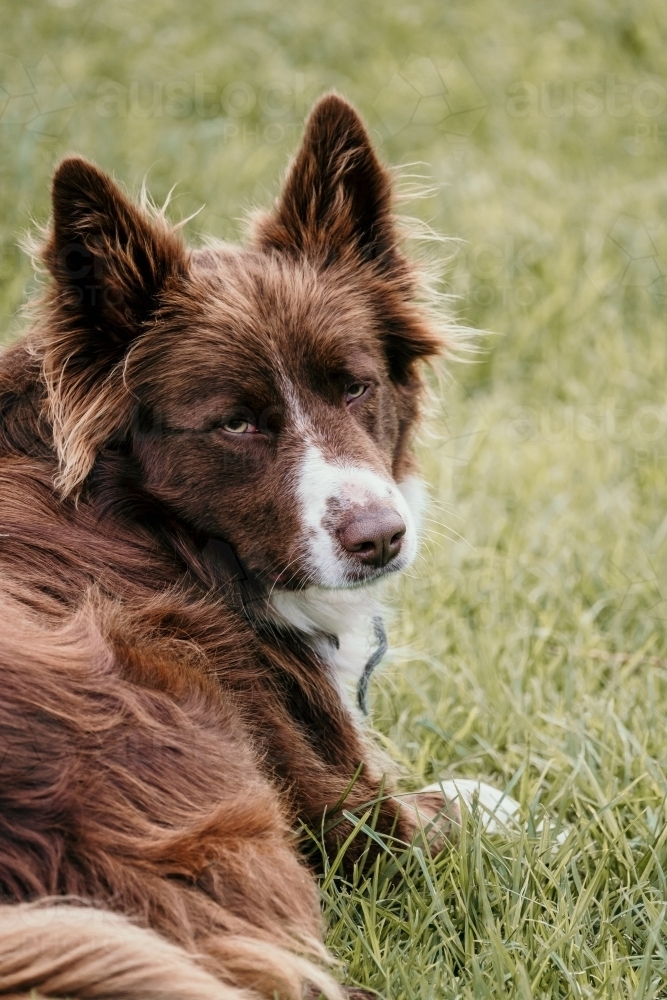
[294, 443, 422, 588]
[269, 446, 427, 702]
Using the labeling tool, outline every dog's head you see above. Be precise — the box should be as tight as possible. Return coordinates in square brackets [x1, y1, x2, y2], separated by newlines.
[38, 94, 444, 592]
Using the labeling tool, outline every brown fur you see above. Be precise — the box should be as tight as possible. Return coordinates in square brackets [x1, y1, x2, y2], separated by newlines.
[0, 94, 445, 998]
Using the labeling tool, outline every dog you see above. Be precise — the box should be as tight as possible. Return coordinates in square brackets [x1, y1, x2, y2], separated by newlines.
[0, 93, 516, 1000]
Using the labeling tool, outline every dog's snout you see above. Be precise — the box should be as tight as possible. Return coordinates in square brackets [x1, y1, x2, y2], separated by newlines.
[338, 508, 406, 568]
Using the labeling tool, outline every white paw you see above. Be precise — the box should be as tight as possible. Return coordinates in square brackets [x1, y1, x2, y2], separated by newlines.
[421, 778, 521, 834]
[422, 778, 570, 844]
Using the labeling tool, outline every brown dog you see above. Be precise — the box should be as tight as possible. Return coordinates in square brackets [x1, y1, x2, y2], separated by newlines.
[0, 93, 457, 999]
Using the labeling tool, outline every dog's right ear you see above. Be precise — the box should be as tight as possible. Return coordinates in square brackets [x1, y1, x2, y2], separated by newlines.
[40, 157, 187, 496]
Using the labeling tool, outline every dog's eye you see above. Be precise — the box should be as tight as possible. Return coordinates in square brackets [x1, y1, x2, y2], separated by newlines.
[345, 382, 367, 403]
[223, 417, 253, 434]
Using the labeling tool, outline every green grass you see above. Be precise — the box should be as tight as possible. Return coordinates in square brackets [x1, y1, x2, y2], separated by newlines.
[3, 1, 667, 996]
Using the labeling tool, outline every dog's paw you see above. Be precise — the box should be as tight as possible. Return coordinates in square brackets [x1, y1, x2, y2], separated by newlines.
[395, 788, 462, 853]
[424, 778, 522, 834]
[398, 779, 570, 853]
[396, 778, 523, 852]
[425, 779, 572, 846]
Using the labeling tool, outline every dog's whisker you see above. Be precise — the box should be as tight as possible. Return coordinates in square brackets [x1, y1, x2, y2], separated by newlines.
[422, 514, 467, 529]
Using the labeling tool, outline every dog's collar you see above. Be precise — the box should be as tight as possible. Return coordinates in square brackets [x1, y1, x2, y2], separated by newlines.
[195, 537, 388, 713]
[357, 615, 387, 715]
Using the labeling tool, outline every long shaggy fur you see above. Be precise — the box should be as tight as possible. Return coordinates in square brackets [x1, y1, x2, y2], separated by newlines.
[0, 94, 448, 998]
[0, 903, 253, 1000]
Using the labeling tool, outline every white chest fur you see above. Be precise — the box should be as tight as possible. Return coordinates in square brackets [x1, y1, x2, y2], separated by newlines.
[268, 586, 386, 708]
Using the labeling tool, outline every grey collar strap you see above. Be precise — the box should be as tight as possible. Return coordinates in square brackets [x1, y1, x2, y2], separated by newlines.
[357, 616, 388, 715]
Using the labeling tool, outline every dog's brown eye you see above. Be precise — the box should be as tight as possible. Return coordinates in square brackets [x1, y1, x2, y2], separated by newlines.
[223, 417, 251, 434]
[345, 383, 367, 403]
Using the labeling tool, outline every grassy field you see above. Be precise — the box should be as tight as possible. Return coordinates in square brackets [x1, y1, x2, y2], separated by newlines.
[2, 1, 667, 997]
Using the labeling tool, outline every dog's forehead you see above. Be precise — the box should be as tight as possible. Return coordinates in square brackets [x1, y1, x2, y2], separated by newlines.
[184, 248, 383, 374]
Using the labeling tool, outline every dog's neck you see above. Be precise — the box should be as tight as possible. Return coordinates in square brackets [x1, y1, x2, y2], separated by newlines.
[267, 585, 387, 712]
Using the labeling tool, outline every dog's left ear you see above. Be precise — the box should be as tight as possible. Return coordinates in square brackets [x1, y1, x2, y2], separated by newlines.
[255, 93, 400, 273]
[255, 94, 444, 380]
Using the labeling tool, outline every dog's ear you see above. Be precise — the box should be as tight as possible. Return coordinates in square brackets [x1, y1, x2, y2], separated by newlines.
[255, 93, 400, 273]
[255, 94, 444, 381]
[40, 157, 187, 495]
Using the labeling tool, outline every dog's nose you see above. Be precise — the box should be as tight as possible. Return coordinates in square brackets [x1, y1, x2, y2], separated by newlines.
[338, 508, 406, 568]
